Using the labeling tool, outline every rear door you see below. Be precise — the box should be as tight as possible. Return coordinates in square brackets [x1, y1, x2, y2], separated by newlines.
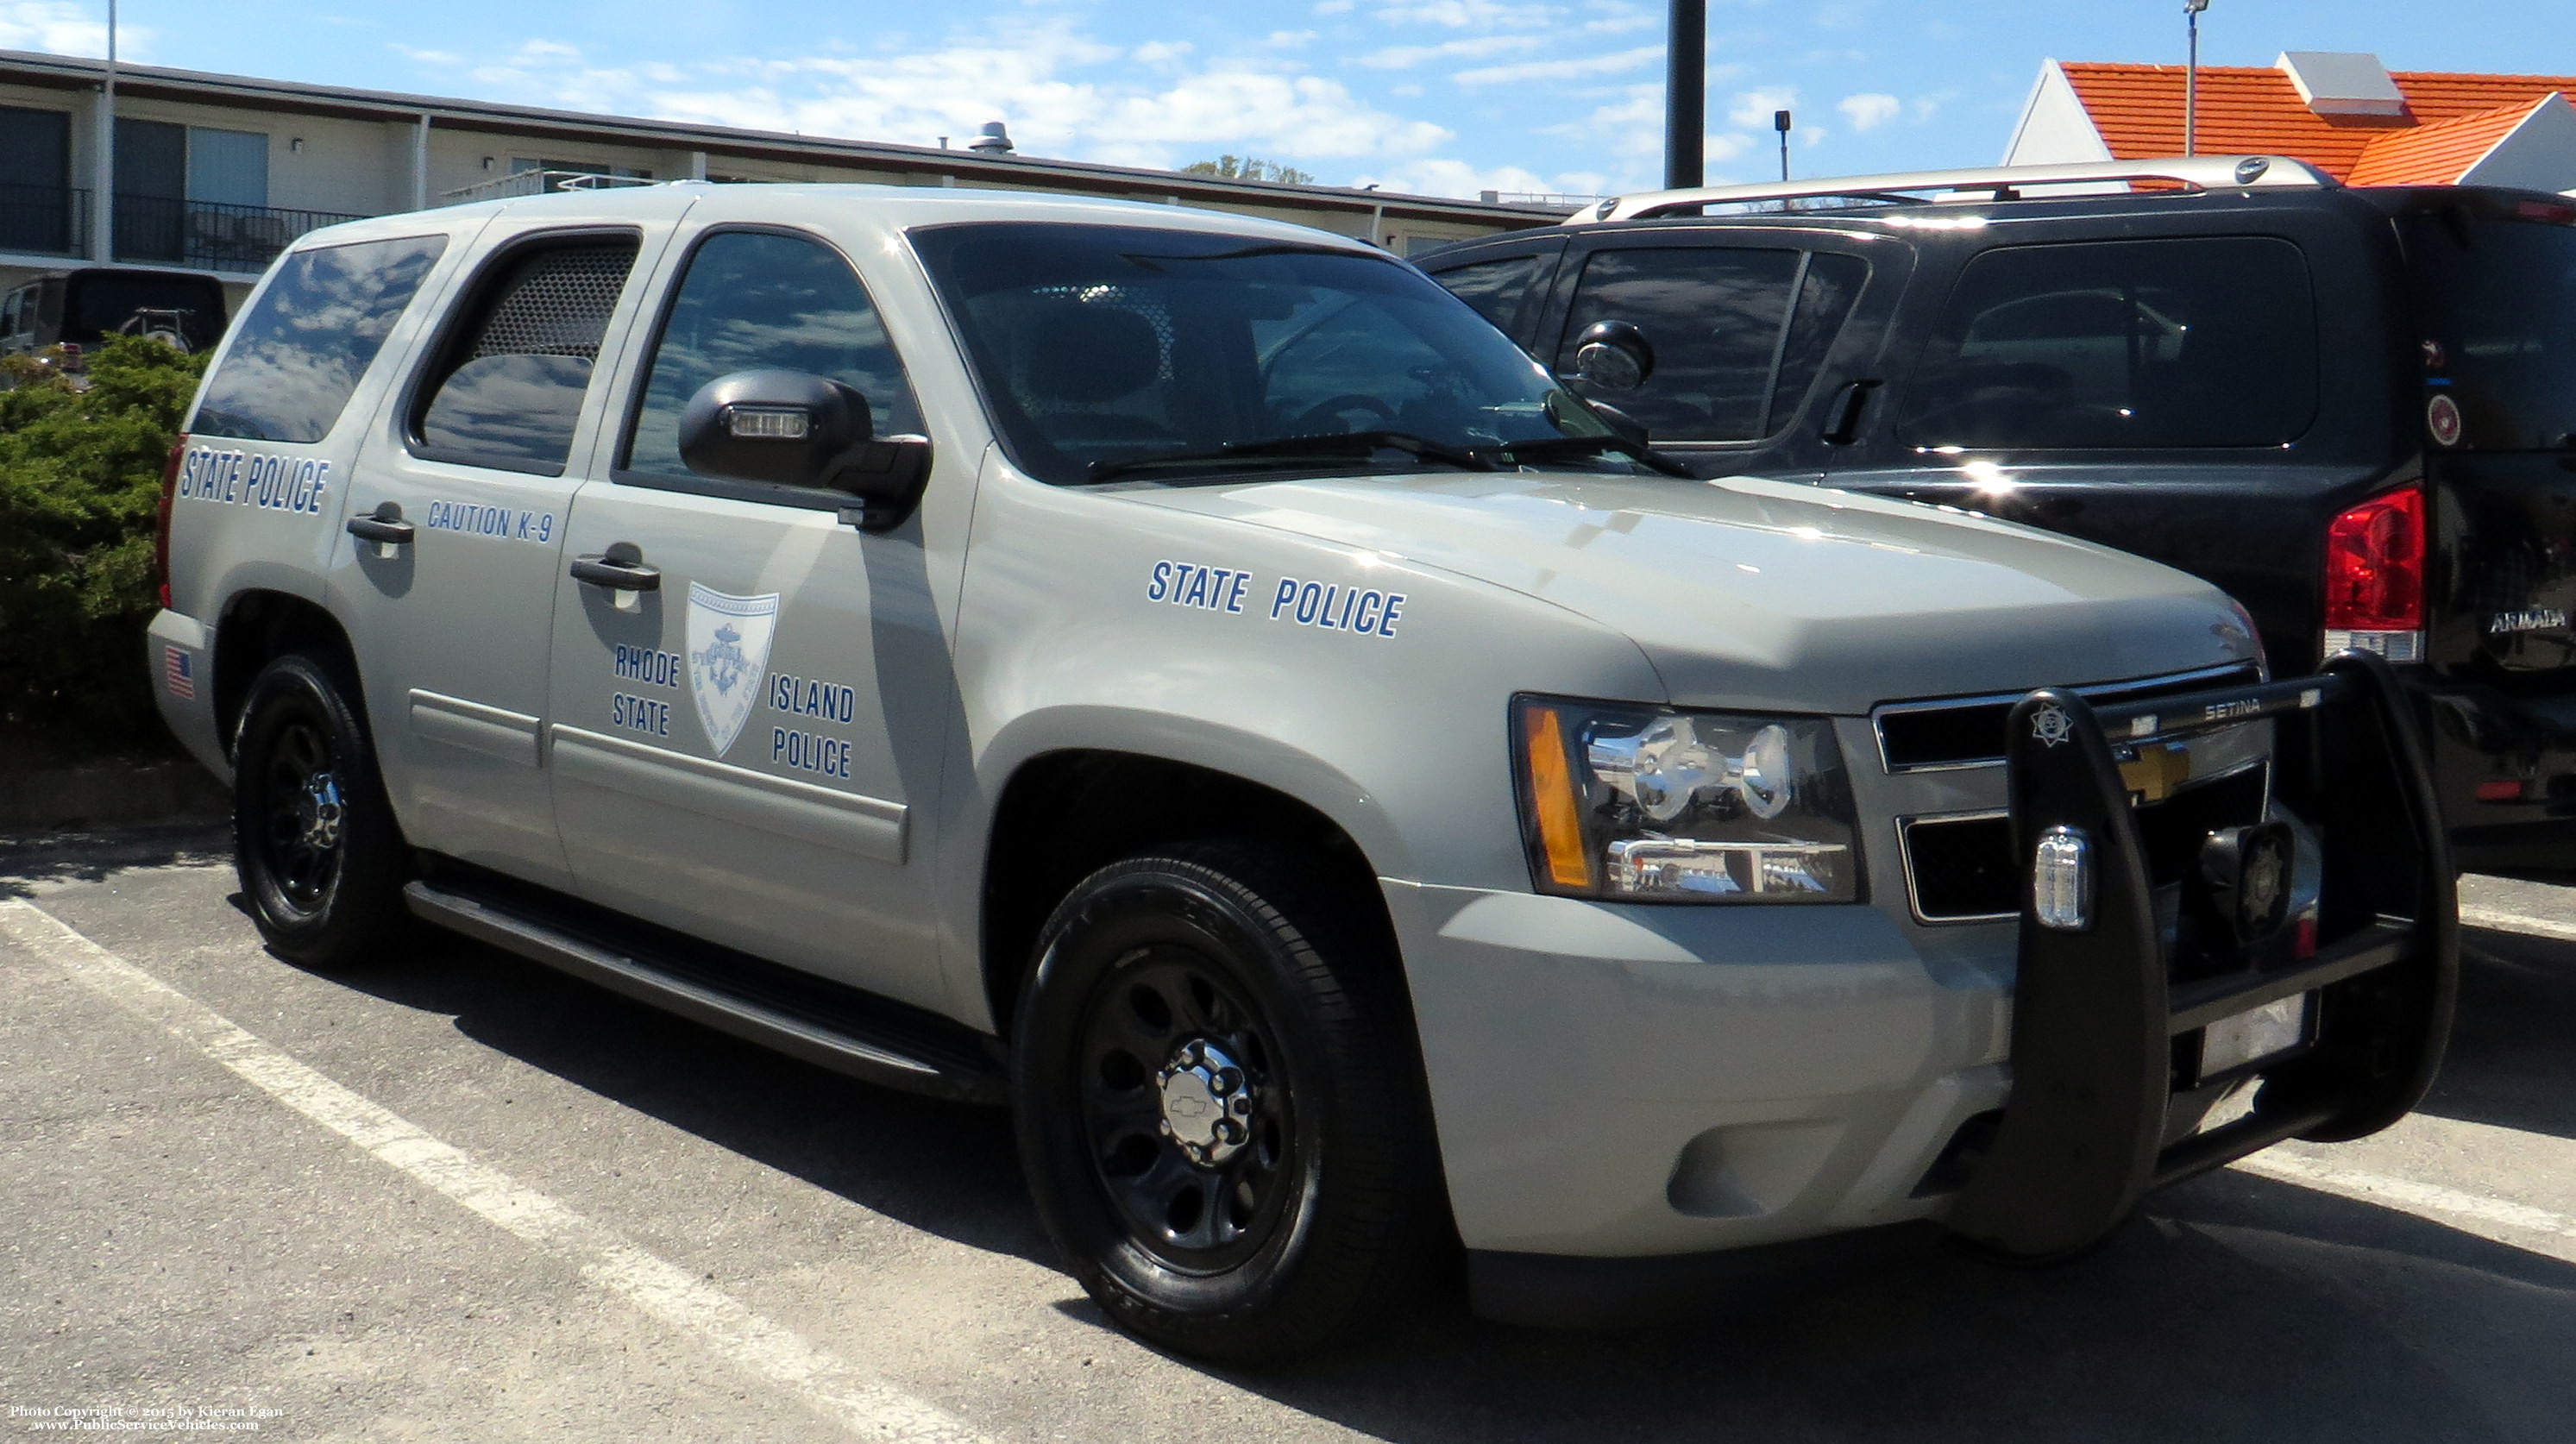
[2398, 203, 2576, 684]
[334, 194, 688, 888]
[1529, 226, 1904, 481]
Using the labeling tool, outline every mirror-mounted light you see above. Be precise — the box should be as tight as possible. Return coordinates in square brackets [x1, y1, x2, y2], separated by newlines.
[1570, 319, 1654, 391]
[677, 369, 933, 532]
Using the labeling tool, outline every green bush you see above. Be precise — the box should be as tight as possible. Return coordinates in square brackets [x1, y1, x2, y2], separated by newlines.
[0, 336, 208, 761]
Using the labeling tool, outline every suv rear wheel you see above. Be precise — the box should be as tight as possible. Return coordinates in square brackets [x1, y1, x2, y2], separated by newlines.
[231, 654, 411, 969]
[1012, 841, 1437, 1362]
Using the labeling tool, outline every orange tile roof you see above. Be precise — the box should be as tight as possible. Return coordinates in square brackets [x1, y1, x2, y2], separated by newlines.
[2058, 61, 2576, 182]
[2346, 97, 2554, 185]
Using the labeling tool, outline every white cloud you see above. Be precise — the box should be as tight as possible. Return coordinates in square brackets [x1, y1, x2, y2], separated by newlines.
[1355, 157, 1612, 201]
[1370, 0, 1558, 28]
[1837, 91, 1900, 131]
[1355, 33, 1541, 68]
[1726, 86, 1798, 130]
[1266, 30, 1319, 47]
[1453, 45, 1659, 87]
[0, 1, 149, 59]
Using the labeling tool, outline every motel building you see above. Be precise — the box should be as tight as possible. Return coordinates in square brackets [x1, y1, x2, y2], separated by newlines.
[2007, 49, 2576, 194]
[0, 47, 1561, 315]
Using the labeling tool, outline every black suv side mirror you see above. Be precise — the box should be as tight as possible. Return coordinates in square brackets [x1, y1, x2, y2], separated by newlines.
[1569, 320, 1655, 391]
[677, 369, 933, 531]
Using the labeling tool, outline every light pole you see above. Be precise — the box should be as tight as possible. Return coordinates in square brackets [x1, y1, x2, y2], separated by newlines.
[1775, 108, 1792, 182]
[2183, 0, 2209, 157]
[1665, 0, 1705, 189]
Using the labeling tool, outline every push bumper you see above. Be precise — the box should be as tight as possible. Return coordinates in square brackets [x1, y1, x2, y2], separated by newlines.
[1397, 653, 2455, 1283]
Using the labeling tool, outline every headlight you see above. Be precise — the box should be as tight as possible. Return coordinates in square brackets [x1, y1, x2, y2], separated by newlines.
[1511, 695, 1861, 903]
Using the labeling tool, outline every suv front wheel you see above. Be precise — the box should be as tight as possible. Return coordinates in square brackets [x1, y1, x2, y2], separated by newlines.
[1012, 841, 1438, 1362]
[231, 653, 411, 969]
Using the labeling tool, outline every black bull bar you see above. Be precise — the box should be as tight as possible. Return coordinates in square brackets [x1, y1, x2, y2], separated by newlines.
[1945, 650, 2459, 1259]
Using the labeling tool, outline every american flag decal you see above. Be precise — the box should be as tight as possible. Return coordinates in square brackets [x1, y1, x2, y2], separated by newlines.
[164, 645, 196, 700]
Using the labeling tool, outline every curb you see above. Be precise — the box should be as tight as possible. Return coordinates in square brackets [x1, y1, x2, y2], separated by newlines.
[0, 762, 229, 832]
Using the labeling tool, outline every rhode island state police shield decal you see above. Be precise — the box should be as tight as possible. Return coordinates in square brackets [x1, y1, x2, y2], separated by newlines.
[685, 582, 781, 757]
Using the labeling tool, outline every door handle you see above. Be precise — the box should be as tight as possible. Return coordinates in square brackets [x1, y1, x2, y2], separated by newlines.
[345, 502, 414, 545]
[1819, 379, 1881, 445]
[569, 542, 661, 592]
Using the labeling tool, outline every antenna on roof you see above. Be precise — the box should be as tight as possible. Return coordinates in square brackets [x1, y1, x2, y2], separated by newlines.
[2184, 0, 2211, 157]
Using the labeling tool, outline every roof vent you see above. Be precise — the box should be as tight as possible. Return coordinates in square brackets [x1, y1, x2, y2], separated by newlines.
[967, 122, 1015, 155]
[2276, 52, 2408, 116]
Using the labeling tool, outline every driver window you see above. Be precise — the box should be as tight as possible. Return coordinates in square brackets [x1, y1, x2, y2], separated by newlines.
[622, 230, 922, 482]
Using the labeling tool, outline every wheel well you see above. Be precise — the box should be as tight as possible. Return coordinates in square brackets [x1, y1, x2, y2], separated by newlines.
[213, 591, 361, 756]
[981, 751, 1391, 1034]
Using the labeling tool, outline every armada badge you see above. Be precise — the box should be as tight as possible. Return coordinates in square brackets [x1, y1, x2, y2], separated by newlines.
[2030, 705, 2075, 748]
[686, 582, 781, 757]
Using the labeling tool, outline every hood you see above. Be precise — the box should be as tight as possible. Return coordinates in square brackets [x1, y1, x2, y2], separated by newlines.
[1124, 470, 2259, 714]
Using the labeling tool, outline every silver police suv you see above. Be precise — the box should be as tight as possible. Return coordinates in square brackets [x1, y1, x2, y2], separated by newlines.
[148, 183, 2456, 1360]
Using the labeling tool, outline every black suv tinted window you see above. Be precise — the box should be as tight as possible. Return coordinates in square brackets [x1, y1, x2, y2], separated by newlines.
[1898, 236, 2317, 449]
[193, 235, 445, 443]
[1434, 253, 1549, 334]
[2403, 212, 2576, 450]
[624, 230, 922, 482]
[413, 237, 638, 474]
[1555, 248, 1864, 443]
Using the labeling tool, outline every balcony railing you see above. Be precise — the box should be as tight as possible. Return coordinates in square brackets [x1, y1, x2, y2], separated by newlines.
[112, 195, 370, 273]
[0, 182, 91, 258]
[437, 170, 659, 207]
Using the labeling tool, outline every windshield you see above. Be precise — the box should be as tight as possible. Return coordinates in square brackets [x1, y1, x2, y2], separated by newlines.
[909, 222, 1620, 485]
[2403, 211, 2576, 450]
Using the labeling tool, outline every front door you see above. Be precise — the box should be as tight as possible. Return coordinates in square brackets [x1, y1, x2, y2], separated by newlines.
[545, 225, 956, 1010]
[338, 207, 681, 887]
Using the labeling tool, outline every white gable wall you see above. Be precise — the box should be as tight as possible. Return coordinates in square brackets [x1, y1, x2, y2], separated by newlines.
[2003, 61, 2113, 166]
[2460, 94, 2576, 194]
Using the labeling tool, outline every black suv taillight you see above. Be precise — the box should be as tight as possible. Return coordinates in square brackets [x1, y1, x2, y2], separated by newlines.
[2322, 485, 2423, 662]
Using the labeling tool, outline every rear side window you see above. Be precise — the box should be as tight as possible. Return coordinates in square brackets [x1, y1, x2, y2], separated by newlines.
[623, 229, 922, 482]
[192, 234, 446, 443]
[1555, 248, 1866, 442]
[1432, 253, 1550, 336]
[412, 236, 638, 474]
[1898, 236, 2317, 449]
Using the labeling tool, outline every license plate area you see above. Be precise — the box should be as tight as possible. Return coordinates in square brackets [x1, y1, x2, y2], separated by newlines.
[2193, 991, 2315, 1085]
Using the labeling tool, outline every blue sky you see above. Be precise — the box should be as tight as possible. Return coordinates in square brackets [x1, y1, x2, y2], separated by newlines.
[4, 0, 2570, 198]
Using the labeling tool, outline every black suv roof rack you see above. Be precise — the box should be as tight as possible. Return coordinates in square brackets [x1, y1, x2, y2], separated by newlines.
[1569, 154, 2338, 225]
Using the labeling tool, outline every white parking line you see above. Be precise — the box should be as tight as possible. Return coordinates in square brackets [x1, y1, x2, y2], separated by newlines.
[2235, 1150, 2576, 1243]
[0, 898, 990, 1444]
[2458, 905, 2576, 945]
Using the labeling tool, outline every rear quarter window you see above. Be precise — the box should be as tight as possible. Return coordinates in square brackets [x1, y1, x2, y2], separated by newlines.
[192, 235, 448, 443]
[1897, 236, 2318, 449]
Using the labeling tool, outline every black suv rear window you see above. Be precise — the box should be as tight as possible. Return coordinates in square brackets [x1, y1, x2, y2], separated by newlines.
[1897, 236, 2317, 449]
[2403, 211, 2576, 450]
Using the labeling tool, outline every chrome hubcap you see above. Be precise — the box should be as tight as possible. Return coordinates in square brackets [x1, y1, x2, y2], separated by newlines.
[1156, 1039, 1257, 1165]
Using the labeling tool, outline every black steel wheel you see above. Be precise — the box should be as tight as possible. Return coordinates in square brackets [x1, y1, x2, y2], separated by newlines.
[1013, 840, 1441, 1363]
[231, 653, 411, 969]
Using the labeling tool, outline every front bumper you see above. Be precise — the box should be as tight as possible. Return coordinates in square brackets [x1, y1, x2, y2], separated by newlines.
[1392, 653, 2456, 1268]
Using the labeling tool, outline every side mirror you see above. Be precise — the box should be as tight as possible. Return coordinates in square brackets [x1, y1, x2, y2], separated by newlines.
[677, 369, 933, 531]
[1569, 320, 1654, 391]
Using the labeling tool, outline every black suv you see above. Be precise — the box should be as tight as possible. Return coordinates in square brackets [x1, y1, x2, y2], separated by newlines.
[1423, 156, 2576, 870]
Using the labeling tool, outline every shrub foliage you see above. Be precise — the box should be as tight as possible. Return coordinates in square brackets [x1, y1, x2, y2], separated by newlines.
[0, 337, 207, 755]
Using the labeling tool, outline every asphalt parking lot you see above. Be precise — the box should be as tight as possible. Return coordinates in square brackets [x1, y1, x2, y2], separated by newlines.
[3, 825, 2572, 1442]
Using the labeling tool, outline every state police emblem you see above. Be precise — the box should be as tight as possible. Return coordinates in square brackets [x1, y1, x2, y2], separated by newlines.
[686, 582, 781, 757]
[2030, 705, 2074, 748]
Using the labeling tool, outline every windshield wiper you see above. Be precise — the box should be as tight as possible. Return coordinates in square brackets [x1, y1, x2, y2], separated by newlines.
[1472, 433, 1696, 479]
[1085, 430, 1498, 484]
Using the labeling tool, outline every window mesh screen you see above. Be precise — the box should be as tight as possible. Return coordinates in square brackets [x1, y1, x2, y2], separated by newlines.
[466, 242, 633, 361]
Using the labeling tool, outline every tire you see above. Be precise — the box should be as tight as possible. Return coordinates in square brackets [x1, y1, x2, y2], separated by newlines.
[1012, 840, 1441, 1364]
[230, 653, 412, 969]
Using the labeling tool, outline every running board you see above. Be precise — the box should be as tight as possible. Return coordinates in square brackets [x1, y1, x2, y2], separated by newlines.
[402, 878, 1008, 1106]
